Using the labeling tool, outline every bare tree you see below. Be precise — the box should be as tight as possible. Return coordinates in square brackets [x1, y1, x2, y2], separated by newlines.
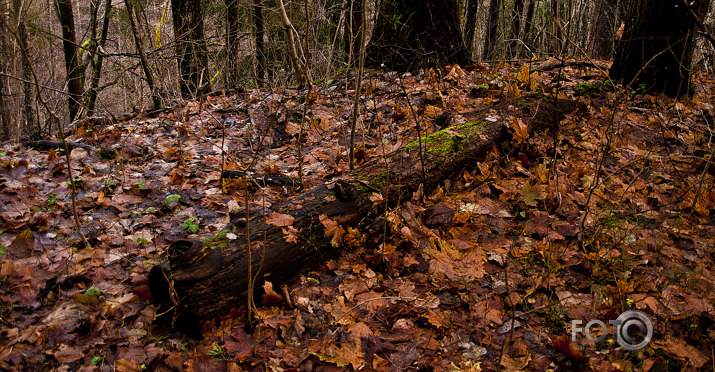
[12, 0, 39, 137]
[590, 0, 617, 59]
[225, 0, 240, 88]
[507, 0, 525, 59]
[125, 0, 161, 109]
[483, 0, 503, 60]
[85, 0, 112, 116]
[463, 0, 479, 56]
[171, 0, 210, 97]
[252, 0, 265, 86]
[55, 0, 85, 122]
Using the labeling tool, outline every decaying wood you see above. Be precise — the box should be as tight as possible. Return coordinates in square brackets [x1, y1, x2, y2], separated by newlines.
[221, 170, 302, 188]
[24, 140, 94, 152]
[148, 93, 586, 335]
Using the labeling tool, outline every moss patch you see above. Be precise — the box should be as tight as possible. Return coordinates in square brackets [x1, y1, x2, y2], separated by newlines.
[203, 229, 230, 249]
[403, 120, 484, 155]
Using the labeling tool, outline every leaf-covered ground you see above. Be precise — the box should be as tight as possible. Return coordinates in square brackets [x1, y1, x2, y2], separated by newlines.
[1, 59, 714, 371]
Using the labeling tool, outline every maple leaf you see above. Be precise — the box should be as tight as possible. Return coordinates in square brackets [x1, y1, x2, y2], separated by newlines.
[320, 214, 345, 247]
[281, 225, 300, 243]
[266, 212, 295, 227]
[520, 182, 543, 207]
[510, 117, 529, 144]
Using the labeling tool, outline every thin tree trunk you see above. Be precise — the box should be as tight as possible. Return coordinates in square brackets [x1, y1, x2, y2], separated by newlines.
[55, 0, 85, 122]
[483, 0, 503, 60]
[343, 0, 363, 66]
[507, 0, 525, 59]
[276, 0, 307, 85]
[225, 0, 240, 88]
[549, 0, 564, 54]
[13, 0, 39, 137]
[171, 0, 210, 97]
[86, 0, 112, 116]
[522, 0, 536, 57]
[463, 0, 479, 56]
[125, 0, 161, 109]
[252, 0, 265, 86]
[0, 20, 11, 141]
[591, 0, 617, 59]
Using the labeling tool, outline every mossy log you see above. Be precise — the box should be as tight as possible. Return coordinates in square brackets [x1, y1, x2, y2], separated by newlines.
[148, 94, 585, 335]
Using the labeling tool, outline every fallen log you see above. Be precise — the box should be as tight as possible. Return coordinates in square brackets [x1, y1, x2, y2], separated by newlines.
[148, 93, 585, 335]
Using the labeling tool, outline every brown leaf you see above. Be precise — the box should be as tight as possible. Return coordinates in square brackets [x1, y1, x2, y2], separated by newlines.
[320, 214, 344, 247]
[266, 212, 294, 227]
[8, 228, 35, 258]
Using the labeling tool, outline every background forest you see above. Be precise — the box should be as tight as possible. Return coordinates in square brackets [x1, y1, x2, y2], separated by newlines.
[2, 0, 714, 140]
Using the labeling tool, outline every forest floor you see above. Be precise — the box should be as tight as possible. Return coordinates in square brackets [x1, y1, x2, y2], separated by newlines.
[0, 59, 714, 371]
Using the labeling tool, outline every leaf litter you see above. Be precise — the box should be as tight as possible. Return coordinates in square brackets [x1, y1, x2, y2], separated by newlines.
[0, 60, 713, 371]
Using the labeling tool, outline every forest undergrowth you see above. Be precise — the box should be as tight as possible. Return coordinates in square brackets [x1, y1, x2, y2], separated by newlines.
[0, 59, 714, 371]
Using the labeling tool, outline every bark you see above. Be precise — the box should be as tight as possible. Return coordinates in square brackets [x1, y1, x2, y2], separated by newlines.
[522, 0, 536, 57]
[148, 94, 586, 335]
[171, 0, 210, 97]
[507, 0, 525, 59]
[225, 0, 240, 88]
[0, 30, 11, 141]
[252, 0, 265, 86]
[343, 0, 363, 66]
[548, 0, 564, 54]
[609, 0, 710, 97]
[276, 0, 307, 85]
[483, 0, 503, 60]
[591, 0, 617, 59]
[365, 0, 470, 72]
[85, 0, 112, 117]
[463, 0, 479, 56]
[55, 0, 85, 122]
[125, 0, 161, 109]
[13, 0, 39, 137]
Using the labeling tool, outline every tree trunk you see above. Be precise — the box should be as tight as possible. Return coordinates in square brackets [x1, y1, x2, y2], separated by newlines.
[225, 0, 240, 88]
[365, 0, 470, 72]
[85, 0, 112, 117]
[252, 0, 265, 86]
[125, 0, 161, 109]
[55, 0, 85, 122]
[148, 94, 585, 335]
[548, 0, 564, 54]
[507, 0, 525, 59]
[343, 0, 364, 67]
[13, 0, 39, 137]
[522, 0, 536, 57]
[0, 25, 11, 141]
[171, 0, 210, 97]
[590, 0, 617, 59]
[276, 0, 307, 86]
[463, 0, 479, 56]
[609, 0, 710, 97]
[483, 0, 503, 60]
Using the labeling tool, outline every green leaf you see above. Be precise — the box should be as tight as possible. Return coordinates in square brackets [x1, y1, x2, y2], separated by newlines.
[0, 245, 6, 254]
[90, 356, 102, 365]
[46, 193, 58, 207]
[166, 194, 181, 204]
[84, 286, 101, 298]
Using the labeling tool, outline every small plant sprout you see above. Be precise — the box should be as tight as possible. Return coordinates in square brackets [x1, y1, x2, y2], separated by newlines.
[90, 356, 103, 365]
[181, 217, 200, 233]
[145, 207, 157, 214]
[84, 286, 101, 298]
[166, 194, 181, 205]
[208, 343, 230, 361]
[134, 237, 149, 245]
[45, 193, 58, 207]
